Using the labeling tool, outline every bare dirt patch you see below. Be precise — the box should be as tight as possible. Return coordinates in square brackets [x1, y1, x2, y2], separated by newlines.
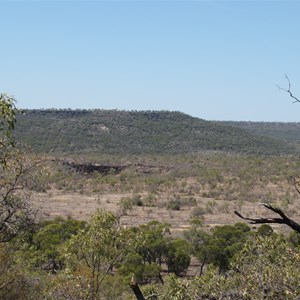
[33, 189, 299, 236]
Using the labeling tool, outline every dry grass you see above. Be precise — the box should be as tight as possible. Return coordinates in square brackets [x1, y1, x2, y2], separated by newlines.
[30, 153, 300, 236]
[33, 186, 300, 236]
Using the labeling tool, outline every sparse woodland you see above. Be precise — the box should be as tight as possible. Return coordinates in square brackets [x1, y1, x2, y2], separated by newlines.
[2, 88, 300, 299]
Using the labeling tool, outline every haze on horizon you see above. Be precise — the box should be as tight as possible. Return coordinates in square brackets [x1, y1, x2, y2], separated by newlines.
[1, 1, 300, 122]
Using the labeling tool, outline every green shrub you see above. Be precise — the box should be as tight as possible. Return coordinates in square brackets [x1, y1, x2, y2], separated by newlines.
[257, 224, 274, 237]
[166, 198, 181, 210]
[132, 194, 143, 206]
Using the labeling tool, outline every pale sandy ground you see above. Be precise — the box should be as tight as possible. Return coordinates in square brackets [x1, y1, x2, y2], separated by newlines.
[32, 189, 297, 276]
[33, 190, 293, 235]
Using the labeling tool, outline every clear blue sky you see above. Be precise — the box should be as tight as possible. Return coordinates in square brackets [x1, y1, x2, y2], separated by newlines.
[1, 1, 300, 121]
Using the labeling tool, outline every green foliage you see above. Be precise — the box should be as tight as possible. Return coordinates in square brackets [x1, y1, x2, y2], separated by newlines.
[118, 196, 134, 215]
[118, 253, 147, 283]
[165, 195, 197, 211]
[0, 95, 38, 243]
[0, 93, 17, 161]
[185, 222, 251, 274]
[30, 217, 86, 272]
[96, 274, 130, 300]
[2, 208, 300, 299]
[227, 234, 300, 299]
[181, 196, 197, 206]
[143, 193, 157, 207]
[119, 221, 191, 283]
[136, 221, 171, 266]
[60, 210, 137, 299]
[0, 243, 45, 300]
[0, 94, 48, 299]
[160, 274, 193, 300]
[41, 151, 300, 209]
[189, 206, 205, 226]
[287, 231, 300, 247]
[118, 251, 163, 284]
[154, 235, 300, 299]
[0, 94, 16, 130]
[3, 103, 300, 298]
[205, 200, 217, 214]
[131, 194, 143, 206]
[221, 120, 300, 147]
[165, 239, 191, 276]
[209, 223, 251, 272]
[166, 197, 181, 210]
[118, 194, 143, 215]
[257, 224, 274, 237]
[14, 109, 296, 155]
[184, 227, 211, 276]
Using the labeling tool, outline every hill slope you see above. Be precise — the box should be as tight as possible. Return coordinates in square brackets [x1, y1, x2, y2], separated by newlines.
[14, 109, 296, 155]
[219, 121, 300, 144]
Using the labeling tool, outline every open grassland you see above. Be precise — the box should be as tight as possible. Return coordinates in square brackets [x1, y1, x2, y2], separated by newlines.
[32, 152, 300, 235]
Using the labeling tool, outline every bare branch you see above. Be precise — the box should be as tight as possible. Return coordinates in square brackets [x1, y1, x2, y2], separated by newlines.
[277, 74, 300, 104]
[0, 152, 38, 242]
[234, 203, 300, 233]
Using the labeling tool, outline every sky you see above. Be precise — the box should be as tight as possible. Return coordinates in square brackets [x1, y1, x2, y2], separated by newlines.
[1, 0, 300, 122]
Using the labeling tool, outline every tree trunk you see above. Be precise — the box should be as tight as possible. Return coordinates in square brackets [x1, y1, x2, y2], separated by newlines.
[130, 274, 146, 300]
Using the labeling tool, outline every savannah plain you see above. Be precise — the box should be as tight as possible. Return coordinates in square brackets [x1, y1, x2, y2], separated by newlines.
[33, 153, 300, 236]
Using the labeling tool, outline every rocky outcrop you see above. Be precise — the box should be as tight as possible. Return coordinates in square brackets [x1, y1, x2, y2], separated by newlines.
[62, 161, 126, 175]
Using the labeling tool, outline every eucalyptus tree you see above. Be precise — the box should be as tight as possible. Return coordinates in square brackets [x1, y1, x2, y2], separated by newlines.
[0, 94, 37, 242]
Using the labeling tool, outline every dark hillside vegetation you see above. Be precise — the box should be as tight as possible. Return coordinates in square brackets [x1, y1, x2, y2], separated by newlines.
[15, 109, 295, 155]
[219, 121, 300, 148]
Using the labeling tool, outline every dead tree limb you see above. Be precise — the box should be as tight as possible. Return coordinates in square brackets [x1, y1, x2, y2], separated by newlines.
[234, 203, 300, 233]
[237, 76, 300, 233]
[277, 74, 300, 104]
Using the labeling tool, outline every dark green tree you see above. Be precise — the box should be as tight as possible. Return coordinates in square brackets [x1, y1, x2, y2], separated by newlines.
[136, 221, 170, 266]
[31, 217, 86, 273]
[185, 223, 250, 274]
[165, 238, 191, 276]
[257, 224, 274, 237]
